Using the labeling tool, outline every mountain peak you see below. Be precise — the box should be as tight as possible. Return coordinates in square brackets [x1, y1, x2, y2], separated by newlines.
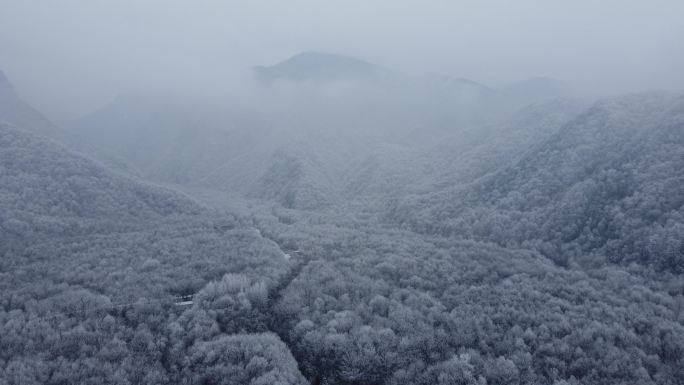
[254, 51, 383, 83]
[287, 51, 371, 65]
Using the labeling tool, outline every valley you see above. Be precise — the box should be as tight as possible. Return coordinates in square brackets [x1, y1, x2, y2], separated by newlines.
[0, 51, 682, 385]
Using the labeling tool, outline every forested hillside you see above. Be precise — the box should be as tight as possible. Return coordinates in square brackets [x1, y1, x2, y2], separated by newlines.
[253, 208, 684, 385]
[391, 93, 684, 273]
[1, 51, 683, 385]
[0, 121, 308, 383]
[0, 123, 197, 221]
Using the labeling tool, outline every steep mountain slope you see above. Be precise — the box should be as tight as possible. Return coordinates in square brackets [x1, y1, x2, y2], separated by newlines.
[0, 123, 199, 234]
[342, 99, 586, 204]
[0, 121, 306, 383]
[0, 119, 291, 291]
[428, 98, 588, 186]
[393, 93, 684, 271]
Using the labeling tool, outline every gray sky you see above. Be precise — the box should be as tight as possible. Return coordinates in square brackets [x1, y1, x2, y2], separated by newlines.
[1, 0, 683, 120]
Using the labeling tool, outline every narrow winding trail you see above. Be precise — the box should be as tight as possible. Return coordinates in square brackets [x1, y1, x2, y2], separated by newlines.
[258, 236, 322, 384]
[267, 252, 314, 310]
[265, 253, 320, 385]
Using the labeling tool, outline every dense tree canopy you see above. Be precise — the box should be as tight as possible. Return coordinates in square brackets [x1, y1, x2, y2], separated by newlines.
[1, 77, 682, 384]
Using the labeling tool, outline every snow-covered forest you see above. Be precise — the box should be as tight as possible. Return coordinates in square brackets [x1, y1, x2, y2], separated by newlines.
[1, 2, 683, 384]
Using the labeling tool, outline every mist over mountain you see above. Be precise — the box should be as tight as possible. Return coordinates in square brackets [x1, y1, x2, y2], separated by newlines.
[0, 70, 61, 137]
[502, 77, 572, 105]
[2, 2, 684, 383]
[254, 51, 388, 84]
[67, 53, 578, 211]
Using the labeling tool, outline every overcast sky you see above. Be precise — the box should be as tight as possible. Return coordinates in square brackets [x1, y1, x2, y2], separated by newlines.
[1, 0, 683, 120]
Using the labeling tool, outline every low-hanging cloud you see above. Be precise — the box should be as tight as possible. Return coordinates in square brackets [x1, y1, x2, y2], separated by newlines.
[1, 0, 683, 120]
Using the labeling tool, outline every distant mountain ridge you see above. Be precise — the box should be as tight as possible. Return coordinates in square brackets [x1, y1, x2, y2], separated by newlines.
[254, 51, 387, 84]
[2, 52, 684, 385]
[64, 52, 587, 212]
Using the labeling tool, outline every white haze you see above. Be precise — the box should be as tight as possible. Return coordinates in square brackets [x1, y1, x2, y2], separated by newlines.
[1, 0, 683, 121]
